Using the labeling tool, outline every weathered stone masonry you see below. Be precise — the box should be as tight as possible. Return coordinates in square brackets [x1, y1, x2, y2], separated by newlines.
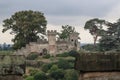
[75, 53, 120, 80]
[15, 30, 80, 56]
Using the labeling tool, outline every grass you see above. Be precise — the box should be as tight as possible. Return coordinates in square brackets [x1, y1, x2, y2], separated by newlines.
[0, 50, 14, 55]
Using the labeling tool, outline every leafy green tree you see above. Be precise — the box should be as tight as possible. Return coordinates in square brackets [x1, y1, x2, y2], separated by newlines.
[57, 59, 70, 69]
[2, 10, 47, 50]
[49, 65, 64, 80]
[82, 44, 99, 51]
[64, 69, 79, 80]
[99, 19, 120, 51]
[34, 71, 47, 80]
[25, 76, 34, 80]
[84, 18, 106, 46]
[41, 63, 53, 73]
[58, 25, 76, 39]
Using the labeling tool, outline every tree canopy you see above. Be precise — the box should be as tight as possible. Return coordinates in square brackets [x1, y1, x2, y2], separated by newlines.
[99, 19, 120, 51]
[84, 18, 106, 46]
[58, 25, 76, 39]
[2, 10, 47, 50]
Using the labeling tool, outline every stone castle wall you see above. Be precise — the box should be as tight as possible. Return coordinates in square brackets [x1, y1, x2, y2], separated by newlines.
[75, 53, 120, 80]
[15, 30, 80, 56]
[79, 72, 120, 80]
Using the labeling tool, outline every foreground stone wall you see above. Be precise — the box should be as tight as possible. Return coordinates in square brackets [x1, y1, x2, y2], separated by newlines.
[79, 72, 120, 80]
[0, 75, 23, 80]
[75, 53, 120, 72]
[75, 53, 120, 80]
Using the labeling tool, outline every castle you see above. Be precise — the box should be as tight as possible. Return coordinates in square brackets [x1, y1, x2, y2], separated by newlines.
[15, 30, 80, 56]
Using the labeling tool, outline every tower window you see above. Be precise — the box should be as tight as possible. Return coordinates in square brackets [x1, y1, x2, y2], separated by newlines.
[71, 39, 74, 41]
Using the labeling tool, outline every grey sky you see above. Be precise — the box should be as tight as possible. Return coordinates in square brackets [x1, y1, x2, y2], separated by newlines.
[0, 0, 120, 43]
[0, 0, 119, 20]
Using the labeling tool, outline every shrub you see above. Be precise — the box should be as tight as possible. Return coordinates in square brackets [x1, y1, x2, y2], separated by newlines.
[34, 71, 47, 80]
[57, 59, 70, 69]
[49, 65, 64, 80]
[42, 54, 50, 59]
[64, 69, 79, 80]
[26, 52, 39, 60]
[69, 50, 79, 57]
[41, 63, 53, 73]
[29, 68, 39, 76]
[26, 60, 43, 68]
[56, 52, 70, 57]
[25, 76, 34, 80]
[49, 69, 64, 80]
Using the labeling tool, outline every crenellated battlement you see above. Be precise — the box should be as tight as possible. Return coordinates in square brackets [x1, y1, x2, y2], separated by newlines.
[47, 30, 57, 35]
[15, 29, 80, 56]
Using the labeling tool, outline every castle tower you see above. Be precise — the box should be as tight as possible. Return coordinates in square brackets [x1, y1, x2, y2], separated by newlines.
[69, 32, 80, 51]
[47, 30, 57, 56]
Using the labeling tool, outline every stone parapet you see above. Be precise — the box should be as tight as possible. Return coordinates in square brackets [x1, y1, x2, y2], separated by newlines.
[79, 72, 120, 80]
[75, 52, 120, 72]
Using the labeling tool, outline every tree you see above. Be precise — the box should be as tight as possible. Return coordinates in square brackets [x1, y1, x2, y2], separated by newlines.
[57, 59, 70, 69]
[58, 25, 76, 39]
[64, 69, 79, 80]
[25, 76, 34, 80]
[82, 44, 99, 51]
[99, 19, 120, 51]
[2, 10, 47, 50]
[48, 65, 64, 80]
[84, 18, 106, 46]
[34, 71, 47, 80]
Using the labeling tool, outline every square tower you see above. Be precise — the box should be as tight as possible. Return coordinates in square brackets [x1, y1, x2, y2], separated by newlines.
[47, 30, 57, 56]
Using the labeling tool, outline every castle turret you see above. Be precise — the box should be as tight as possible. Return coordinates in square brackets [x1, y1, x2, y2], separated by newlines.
[69, 32, 80, 50]
[47, 30, 57, 56]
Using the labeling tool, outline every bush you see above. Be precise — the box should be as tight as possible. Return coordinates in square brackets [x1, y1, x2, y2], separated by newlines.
[49, 65, 64, 80]
[25, 76, 34, 80]
[42, 54, 50, 59]
[49, 69, 64, 80]
[64, 69, 79, 80]
[69, 50, 79, 57]
[41, 63, 53, 73]
[57, 59, 70, 69]
[29, 68, 39, 76]
[56, 52, 70, 57]
[34, 71, 47, 80]
[26, 53, 39, 60]
[26, 60, 44, 68]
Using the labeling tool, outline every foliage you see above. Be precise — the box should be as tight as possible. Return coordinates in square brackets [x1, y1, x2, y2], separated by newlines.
[0, 50, 13, 55]
[0, 43, 13, 50]
[82, 44, 100, 51]
[68, 50, 79, 57]
[2, 10, 47, 50]
[29, 68, 39, 76]
[48, 65, 64, 80]
[56, 52, 70, 57]
[99, 19, 120, 51]
[34, 71, 47, 80]
[26, 53, 39, 60]
[25, 76, 34, 80]
[64, 69, 79, 80]
[41, 63, 53, 73]
[58, 25, 76, 39]
[84, 18, 106, 46]
[26, 60, 44, 68]
[42, 54, 50, 59]
[56, 51, 79, 57]
[57, 59, 71, 69]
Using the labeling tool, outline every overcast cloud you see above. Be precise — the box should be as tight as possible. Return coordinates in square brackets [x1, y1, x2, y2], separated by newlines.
[0, 0, 120, 44]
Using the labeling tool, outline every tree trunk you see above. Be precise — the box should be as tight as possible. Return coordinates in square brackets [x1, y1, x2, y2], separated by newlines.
[94, 35, 98, 47]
